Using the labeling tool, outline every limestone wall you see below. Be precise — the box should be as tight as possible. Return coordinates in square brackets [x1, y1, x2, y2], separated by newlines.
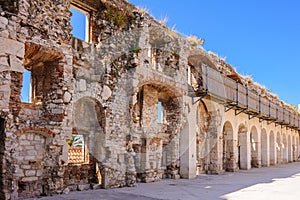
[0, 0, 299, 199]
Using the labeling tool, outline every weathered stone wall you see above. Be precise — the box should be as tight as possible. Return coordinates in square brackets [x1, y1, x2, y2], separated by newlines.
[0, 0, 299, 199]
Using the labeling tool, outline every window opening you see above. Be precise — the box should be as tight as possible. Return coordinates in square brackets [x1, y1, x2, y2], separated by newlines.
[70, 6, 89, 42]
[21, 70, 31, 102]
[68, 134, 85, 164]
[157, 101, 163, 123]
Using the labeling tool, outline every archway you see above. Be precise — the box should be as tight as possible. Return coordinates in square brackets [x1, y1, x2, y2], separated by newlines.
[131, 83, 181, 181]
[276, 132, 282, 164]
[269, 131, 276, 165]
[0, 118, 5, 199]
[288, 135, 292, 162]
[68, 97, 106, 189]
[196, 101, 209, 175]
[222, 121, 236, 172]
[296, 136, 300, 160]
[238, 124, 249, 170]
[250, 126, 260, 168]
[282, 134, 288, 163]
[261, 129, 269, 167]
[292, 135, 296, 161]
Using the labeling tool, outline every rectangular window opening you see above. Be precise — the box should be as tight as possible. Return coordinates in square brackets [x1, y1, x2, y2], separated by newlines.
[157, 101, 163, 123]
[21, 69, 31, 103]
[187, 65, 191, 85]
[68, 134, 85, 164]
[70, 5, 90, 42]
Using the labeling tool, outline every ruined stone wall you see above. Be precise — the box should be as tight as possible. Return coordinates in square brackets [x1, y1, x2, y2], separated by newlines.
[0, 0, 75, 198]
[1, 0, 299, 199]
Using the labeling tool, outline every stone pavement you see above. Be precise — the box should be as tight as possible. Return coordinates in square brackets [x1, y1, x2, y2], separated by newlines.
[30, 162, 300, 200]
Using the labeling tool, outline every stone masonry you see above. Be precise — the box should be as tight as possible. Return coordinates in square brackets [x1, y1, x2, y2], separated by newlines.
[0, 0, 299, 199]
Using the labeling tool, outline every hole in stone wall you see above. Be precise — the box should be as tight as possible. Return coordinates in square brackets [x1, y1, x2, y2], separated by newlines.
[68, 134, 85, 164]
[157, 101, 163, 123]
[21, 70, 31, 102]
[70, 5, 90, 42]
[0, 117, 4, 197]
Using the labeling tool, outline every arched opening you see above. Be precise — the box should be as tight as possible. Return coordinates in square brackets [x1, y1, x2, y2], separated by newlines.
[131, 83, 181, 182]
[222, 121, 236, 171]
[0, 117, 5, 199]
[269, 131, 276, 165]
[296, 136, 300, 160]
[292, 135, 297, 162]
[66, 97, 105, 190]
[196, 101, 209, 175]
[282, 134, 288, 163]
[250, 126, 260, 168]
[288, 135, 292, 162]
[238, 124, 248, 170]
[261, 129, 269, 167]
[276, 132, 282, 164]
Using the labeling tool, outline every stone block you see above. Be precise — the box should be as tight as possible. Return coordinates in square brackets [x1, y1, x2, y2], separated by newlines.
[91, 183, 102, 190]
[67, 185, 78, 191]
[27, 150, 37, 156]
[0, 56, 8, 66]
[24, 156, 36, 161]
[77, 184, 90, 191]
[9, 55, 23, 72]
[62, 187, 70, 195]
[63, 91, 72, 103]
[22, 176, 38, 182]
[36, 170, 43, 177]
[77, 79, 87, 91]
[25, 170, 36, 176]
[20, 140, 30, 145]
[20, 165, 31, 170]
[52, 108, 64, 114]
[0, 17, 8, 30]
[25, 145, 34, 150]
[0, 37, 24, 57]
[34, 135, 41, 141]
[101, 85, 112, 100]
[27, 134, 34, 140]
[0, 30, 9, 38]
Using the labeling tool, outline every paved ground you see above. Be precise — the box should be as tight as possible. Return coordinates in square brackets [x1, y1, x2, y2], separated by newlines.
[30, 162, 300, 200]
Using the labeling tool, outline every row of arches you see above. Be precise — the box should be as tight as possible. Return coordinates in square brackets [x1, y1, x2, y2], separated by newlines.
[222, 121, 299, 172]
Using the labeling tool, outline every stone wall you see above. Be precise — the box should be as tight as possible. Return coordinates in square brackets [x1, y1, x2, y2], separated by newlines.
[0, 0, 299, 199]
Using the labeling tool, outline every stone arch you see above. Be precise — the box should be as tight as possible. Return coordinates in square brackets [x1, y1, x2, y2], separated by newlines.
[282, 133, 288, 163]
[295, 134, 300, 160]
[196, 100, 209, 175]
[131, 82, 182, 182]
[222, 121, 236, 172]
[288, 134, 292, 162]
[276, 132, 282, 164]
[0, 117, 5, 199]
[292, 135, 297, 161]
[261, 128, 269, 167]
[250, 126, 260, 168]
[269, 131, 276, 165]
[67, 97, 106, 189]
[16, 127, 56, 138]
[238, 124, 249, 170]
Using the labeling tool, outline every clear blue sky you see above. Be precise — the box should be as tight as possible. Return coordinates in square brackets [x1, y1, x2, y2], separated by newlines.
[128, 0, 300, 106]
